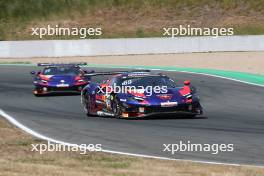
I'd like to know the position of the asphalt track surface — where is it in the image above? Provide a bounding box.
[0,65,264,165]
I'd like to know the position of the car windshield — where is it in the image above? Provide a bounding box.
[117,76,176,88]
[42,66,80,75]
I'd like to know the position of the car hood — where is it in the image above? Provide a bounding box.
[123,88,189,106]
[48,75,76,85]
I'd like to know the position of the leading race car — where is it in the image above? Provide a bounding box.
[81,70,203,118]
[30,63,92,96]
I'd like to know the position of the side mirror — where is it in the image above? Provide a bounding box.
[184,80,191,86]
[30,71,36,75]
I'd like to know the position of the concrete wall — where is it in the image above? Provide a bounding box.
[1,35,264,58]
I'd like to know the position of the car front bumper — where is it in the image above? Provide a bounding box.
[33,84,87,95]
[120,103,203,118]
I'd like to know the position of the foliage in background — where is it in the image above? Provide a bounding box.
[0,0,264,40]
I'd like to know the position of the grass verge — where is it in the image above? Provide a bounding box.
[0,117,264,176]
[0,61,31,64]
[1,0,264,40]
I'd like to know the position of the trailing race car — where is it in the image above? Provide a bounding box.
[30,63,92,96]
[81,70,203,118]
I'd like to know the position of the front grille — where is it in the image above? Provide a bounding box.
[48,86,79,92]
[145,105,189,114]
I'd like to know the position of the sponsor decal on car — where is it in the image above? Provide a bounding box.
[160,101,178,107]
[56,84,69,87]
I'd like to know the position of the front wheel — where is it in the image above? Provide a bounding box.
[112,98,123,119]
[82,93,92,116]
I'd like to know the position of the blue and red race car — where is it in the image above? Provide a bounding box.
[81,70,203,118]
[30,63,91,96]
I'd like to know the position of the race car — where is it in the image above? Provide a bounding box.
[30,63,92,96]
[81,70,203,118]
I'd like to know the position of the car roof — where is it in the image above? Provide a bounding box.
[114,72,167,79]
[43,65,80,69]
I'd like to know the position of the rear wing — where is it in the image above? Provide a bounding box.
[84,69,151,77]
[37,62,87,67]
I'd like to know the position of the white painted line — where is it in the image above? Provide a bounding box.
[0,65,263,167]
[1,109,264,168]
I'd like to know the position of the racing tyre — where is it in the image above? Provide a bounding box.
[112,97,123,119]
[82,93,92,117]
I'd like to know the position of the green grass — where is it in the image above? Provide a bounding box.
[234,25,264,35]
[1,0,264,40]
[1,0,264,20]
[0,61,32,64]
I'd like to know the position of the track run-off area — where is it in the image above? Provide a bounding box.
[0,65,264,166]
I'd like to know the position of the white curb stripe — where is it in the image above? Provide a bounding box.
[0,65,263,167]
[1,109,264,168]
